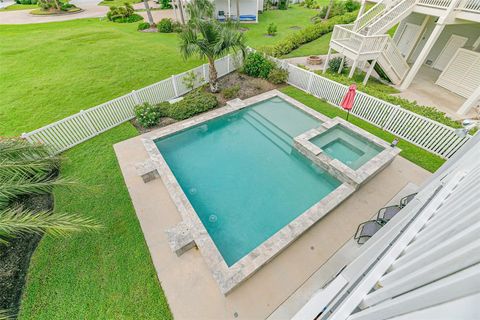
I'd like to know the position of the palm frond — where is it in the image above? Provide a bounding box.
[0,207,101,241]
[0,309,13,320]
[0,175,77,209]
[0,138,54,162]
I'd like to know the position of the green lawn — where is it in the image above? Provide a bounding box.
[283,32,332,58]
[0,3,37,11]
[242,5,320,49]
[0,19,202,137]
[99,0,142,6]
[18,123,172,319]
[280,87,445,172]
[0,12,445,319]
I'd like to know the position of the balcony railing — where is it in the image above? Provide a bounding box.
[332,25,389,55]
[456,0,480,12]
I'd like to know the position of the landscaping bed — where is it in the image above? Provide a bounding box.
[0,195,50,316]
[131,72,282,134]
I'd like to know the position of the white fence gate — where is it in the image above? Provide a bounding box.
[23,52,469,159]
[273,59,470,159]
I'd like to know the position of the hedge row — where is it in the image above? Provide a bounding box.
[262,11,358,57]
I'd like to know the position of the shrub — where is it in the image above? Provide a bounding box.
[267,23,277,36]
[344,0,360,12]
[157,18,173,33]
[167,89,218,120]
[222,85,241,99]
[60,3,74,11]
[278,0,288,9]
[270,11,358,57]
[107,4,143,23]
[182,71,204,90]
[172,21,183,33]
[137,22,151,30]
[328,57,346,73]
[268,67,289,84]
[317,1,345,20]
[304,0,320,9]
[134,103,163,128]
[243,52,274,79]
[160,0,172,8]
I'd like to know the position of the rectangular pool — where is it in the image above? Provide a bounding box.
[155,97,341,266]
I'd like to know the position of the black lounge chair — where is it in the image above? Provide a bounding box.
[354,220,383,244]
[377,205,401,224]
[217,10,226,21]
[400,193,417,208]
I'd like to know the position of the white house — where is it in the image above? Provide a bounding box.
[292,129,480,320]
[324,0,480,117]
[171,0,263,23]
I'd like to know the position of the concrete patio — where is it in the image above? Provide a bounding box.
[114,110,431,319]
[393,66,475,120]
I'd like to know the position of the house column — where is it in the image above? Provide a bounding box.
[457,85,480,116]
[399,23,445,91]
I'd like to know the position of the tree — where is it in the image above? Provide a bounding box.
[179,0,245,93]
[143,0,155,26]
[324,0,334,19]
[0,138,99,243]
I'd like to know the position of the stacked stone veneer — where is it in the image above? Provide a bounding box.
[139,90,399,295]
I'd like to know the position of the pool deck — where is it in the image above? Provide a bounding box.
[114,118,431,320]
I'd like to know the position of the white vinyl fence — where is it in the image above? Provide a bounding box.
[22,53,240,154]
[273,59,470,159]
[23,50,469,159]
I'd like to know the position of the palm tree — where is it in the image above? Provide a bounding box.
[324,0,334,19]
[0,138,99,242]
[179,20,245,93]
[142,0,155,26]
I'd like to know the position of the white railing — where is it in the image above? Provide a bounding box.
[418,0,452,8]
[379,37,410,81]
[332,25,389,54]
[456,0,480,12]
[367,0,417,35]
[354,1,387,32]
[22,53,240,154]
[271,59,470,159]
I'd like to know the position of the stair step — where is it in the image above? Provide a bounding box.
[243,111,292,155]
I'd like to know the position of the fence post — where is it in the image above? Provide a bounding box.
[171,75,179,97]
[132,90,141,105]
[382,105,401,131]
[81,110,99,136]
[203,64,208,83]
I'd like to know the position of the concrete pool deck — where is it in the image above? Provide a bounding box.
[114,122,430,319]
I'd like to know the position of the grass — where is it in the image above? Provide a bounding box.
[280,86,446,173]
[99,0,142,6]
[0,18,202,137]
[30,7,82,14]
[0,3,37,11]
[242,5,320,48]
[283,32,332,58]
[18,123,173,319]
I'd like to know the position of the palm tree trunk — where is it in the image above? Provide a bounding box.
[325,0,334,19]
[143,0,155,26]
[208,57,219,93]
[236,0,240,22]
[177,0,185,24]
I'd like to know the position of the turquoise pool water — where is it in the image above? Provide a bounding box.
[311,125,384,170]
[155,97,341,266]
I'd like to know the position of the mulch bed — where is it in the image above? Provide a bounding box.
[131,72,283,134]
[0,194,52,316]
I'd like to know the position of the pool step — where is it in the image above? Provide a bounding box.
[243,111,292,154]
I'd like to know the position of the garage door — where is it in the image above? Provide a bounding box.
[436,48,480,98]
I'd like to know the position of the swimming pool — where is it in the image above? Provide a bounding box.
[142,90,394,294]
[155,97,341,266]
